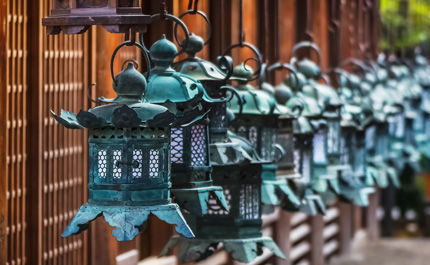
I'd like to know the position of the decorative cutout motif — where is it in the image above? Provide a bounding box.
[98,150,107,178]
[149,149,160,178]
[171,128,184,163]
[190,125,207,166]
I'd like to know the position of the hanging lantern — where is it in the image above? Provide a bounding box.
[142,15,229,217]
[279,69,328,215]
[161,38,285,263]
[228,62,300,214]
[42,0,151,34]
[289,42,342,197]
[414,50,430,165]
[51,41,200,241]
[366,64,400,187]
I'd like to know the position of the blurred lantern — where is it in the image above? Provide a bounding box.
[280,69,327,215]
[228,62,300,214]
[336,69,375,206]
[42,0,150,34]
[142,14,228,217]
[289,42,342,198]
[414,49,430,166]
[366,61,400,188]
[51,41,199,241]
[160,9,285,263]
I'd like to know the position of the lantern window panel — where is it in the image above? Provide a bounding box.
[340,135,350,165]
[131,149,143,179]
[112,149,123,179]
[425,116,430,139]
[354,146,365,177]
[190,125,208,166]
[149,149,160,179]
[277,129,295,166]
[260,128,276,161]
[171,128,184,163]
[327,120,340,154]
[239,184,260,220]
[389,113,405,138]
[207,188,231,216]
[97,150,108,178]
[313,133,327,164]
[365,125,376,150]
[302,147,312,183]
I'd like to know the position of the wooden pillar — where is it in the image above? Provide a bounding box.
[309,215,324,265]
[337,202,353,254]
[275,211,292,265]
[365,188,380,240]
[0,1,8,264]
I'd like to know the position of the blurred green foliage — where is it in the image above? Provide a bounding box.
[380,0,430,50]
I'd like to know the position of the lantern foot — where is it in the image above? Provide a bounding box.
[299,189,326,216]
[368,159,400,188]
[160,236,285,264]
[339,186,375,206]
[171,186,229,216]
[62,203,194,241]
[261,179,300,207]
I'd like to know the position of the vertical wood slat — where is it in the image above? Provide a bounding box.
[27,0,89,264]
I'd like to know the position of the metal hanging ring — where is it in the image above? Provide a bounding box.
[222,42,263,82]
[291,41,322,67]
[174,10,212,46]
[266,62,302,91]
[110,41,150,85]
[144,13,190,57]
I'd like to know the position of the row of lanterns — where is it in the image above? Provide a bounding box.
[48,7,430,264]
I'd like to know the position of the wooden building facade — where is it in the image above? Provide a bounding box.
[0,0,380,265]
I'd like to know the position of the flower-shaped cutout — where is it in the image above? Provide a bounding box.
[112,105,142,128]
[76,110,108,128]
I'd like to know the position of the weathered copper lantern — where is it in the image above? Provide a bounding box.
[228,63,300,213]
[141,16,228,217]
[52,42,198,241]
[42,0,151,34]
[414,50,430,164]
[289,42,342,197]
[161,35,285,263]
[279,70,328,215]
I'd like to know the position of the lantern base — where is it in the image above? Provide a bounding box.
[299,189,326,216]
[339,186,375,206]
[171,186,229,216]
[367,158,400,188]
[160,236,285,263]
[62,203,194,241]
[261,179,300,208]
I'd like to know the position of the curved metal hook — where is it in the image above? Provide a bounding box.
[110,41,150,85]
[220,85,243,115]
[266,62,303,91]
[340,58,373,76]
[217,55,234,81]
[222,42,263,81]
[87,83,103,106]
[174,10,212,46]
[291,41,322,67]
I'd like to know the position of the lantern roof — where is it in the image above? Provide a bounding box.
[145,36,218,106]
[52,60,207,130]
[173,34,228,81]
[228,64,291,116]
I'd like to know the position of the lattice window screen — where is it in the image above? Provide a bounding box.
[6,0,28,264]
